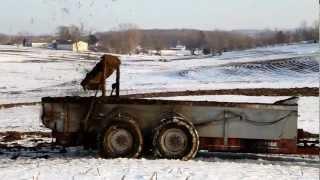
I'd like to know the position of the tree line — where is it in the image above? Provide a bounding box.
[0,21,318,54]
[96,22,318,54]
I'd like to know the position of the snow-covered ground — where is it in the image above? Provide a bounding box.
[1,107,316,180]
[0,155,318,180]
[0,43,318,103]
[0,105,48,132]
[0,43,319,180]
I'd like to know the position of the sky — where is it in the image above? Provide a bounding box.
[0,0,318,35]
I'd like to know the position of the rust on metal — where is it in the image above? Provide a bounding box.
[199,137,302,154]
[42,96,297,110]
[81,54,121,91]
[199,137,241,152]
[63,103,70,132]
[199,137,319,155]
[296,146,320,155]
[52,132,79,146]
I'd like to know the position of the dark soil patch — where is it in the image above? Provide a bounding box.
[124,87,319,98]
[0,131,51,141]
[1,132,22,142]
[0,102,40,109]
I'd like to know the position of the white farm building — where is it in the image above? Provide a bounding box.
[52,40,88,52]
[160,45,191,56]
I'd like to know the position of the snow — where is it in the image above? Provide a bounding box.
[118,49,319,94]
[0,105,49,132]
[0,156,318,180]
[0,43,318,103]
[0,43,319,180]
[298,97,320,135]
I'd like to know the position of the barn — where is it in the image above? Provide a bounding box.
[52,40,88,52]
[72,41,88,52]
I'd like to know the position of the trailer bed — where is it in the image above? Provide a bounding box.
[42,96,299,155]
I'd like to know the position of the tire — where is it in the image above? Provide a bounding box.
[101,119,143,158]
[153,116,199,160]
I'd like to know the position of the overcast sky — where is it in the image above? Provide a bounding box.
[0,0,318,35]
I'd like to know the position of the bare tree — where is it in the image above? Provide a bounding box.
[117,23,141,54]
[99,23,141,54]
[96,19,317,53]
[56,25,82,42]
[275,31,288,44]
[0,34,9,44]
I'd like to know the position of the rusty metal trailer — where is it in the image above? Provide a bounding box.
[41,55,318,160]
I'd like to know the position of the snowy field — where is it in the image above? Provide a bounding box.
[0,155,319,180]
[0,43,318,103]
[0,43,319,179]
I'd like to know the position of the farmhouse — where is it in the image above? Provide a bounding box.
[160,44,191,56]
[73,41,89,52]
[52,40,72,50]
[52,40,88,52]
[31,42,48,48]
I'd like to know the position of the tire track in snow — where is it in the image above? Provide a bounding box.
[179,56,319,83]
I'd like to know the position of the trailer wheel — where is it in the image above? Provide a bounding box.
[101,119,143,158]
[153,117,199,160]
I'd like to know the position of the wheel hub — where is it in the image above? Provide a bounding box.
[106,128,133,154]
[160,128,188,155]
